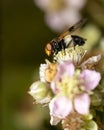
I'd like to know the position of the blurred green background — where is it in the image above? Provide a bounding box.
[2,0,104,130]
[2,0,56,130]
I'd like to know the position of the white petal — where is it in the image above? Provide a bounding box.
[45,13,66,32]
[80,69,101,91]
[34,0,50,11]
[58,61,75,77]
[74,93,90,114]
[39,64,48,82]
[49,96,72,119]
[65,0,86,10]
[50,116,61,125]
[80,55,101,69]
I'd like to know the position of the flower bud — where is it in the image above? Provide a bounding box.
[28,81,53,104]
[85,121,98,130]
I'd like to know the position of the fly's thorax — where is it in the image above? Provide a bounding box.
[63,35,72,47]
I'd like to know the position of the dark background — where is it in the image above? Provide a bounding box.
[2,0,55,130]
[2,0,104,130]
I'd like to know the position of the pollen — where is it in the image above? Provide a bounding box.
[56,72,82,99]
[45,63,58,82]
[54,46,87,65]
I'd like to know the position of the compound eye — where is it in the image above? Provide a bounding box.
[46,43,52,51]
[45,43,52,56]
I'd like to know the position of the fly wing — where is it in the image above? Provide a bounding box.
[59,19,86,40]
[68,19,86,32]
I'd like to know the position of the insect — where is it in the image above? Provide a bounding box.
[45,19,87,56]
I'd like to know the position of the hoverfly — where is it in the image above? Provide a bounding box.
[45,19,87,56]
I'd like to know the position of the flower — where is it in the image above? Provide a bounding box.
[51,61,101,94]
[28,16,103,128]
[45,8,81,32]
[51,61,75,94]
[54,45,101,71]
[49,94,90,125]
[49,61,101,125]
[54,45,87,65]
[34,0,87,32]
